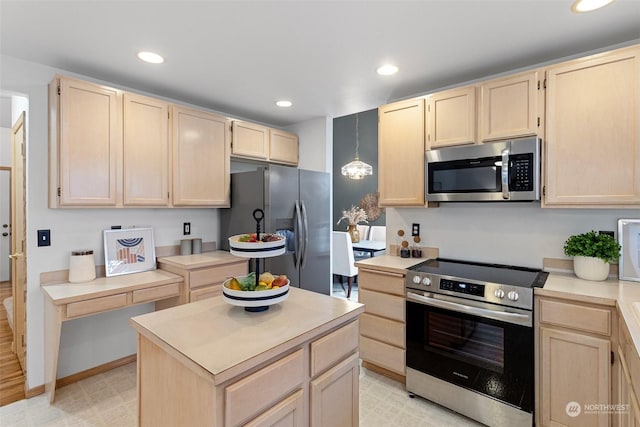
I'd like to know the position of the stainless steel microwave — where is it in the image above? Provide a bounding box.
[426,136,541,202]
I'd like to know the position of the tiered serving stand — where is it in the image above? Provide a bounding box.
[223,209,290,312]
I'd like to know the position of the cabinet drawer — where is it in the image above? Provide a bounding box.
[225,348,304,426]
[539,298,611,336]
[359,269,405,295]
[360,336,405,375]
[189,285,222,302]
[189,262,247,289]
[359,289,405,322]
[66,293,127,318]
[132,283,180,304]
[360,312,405,349]
[310,320,358,377]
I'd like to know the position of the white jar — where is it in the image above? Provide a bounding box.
[69,250,96,283]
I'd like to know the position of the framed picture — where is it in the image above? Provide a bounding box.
[103,228,156,277]
[618,219,640,282]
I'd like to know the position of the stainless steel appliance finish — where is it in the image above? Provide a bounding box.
[426,136,541,202]
[405,258,547,427]
[220,166,330,295]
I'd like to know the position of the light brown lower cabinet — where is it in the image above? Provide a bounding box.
[137,318,360,426]
[536,295,617,427]
[617,315,640,427]
[357,267,406,380]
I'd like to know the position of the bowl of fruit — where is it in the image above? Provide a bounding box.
[228,233,286,258]
[222,272,290,311]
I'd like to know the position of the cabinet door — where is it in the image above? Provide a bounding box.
[540,326,610,427]
[231,120,269,159]
[270,129,299,165]
[480,71,539,141]
[245,389,305,427]
[427,85,476,148]
[123,93,169,206]
[310,353,359,427]
[172,106,230,206]
[378,98,425,206]
[545,47,640,206]
[57,77,121,206]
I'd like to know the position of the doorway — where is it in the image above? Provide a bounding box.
[0,110,26,406]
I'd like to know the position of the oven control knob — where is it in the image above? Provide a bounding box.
[422,277,431,286]
[507,291,519,301]
[494,289,505,299]
[412,275,422,284]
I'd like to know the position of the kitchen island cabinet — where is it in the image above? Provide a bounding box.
[130,287,364,427]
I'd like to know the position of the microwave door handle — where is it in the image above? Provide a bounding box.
[406,291,532,326]
[501,148,510,199]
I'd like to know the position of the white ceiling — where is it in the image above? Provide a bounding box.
[1,1,639,127]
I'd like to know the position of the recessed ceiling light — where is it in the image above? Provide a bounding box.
[571,0,615,13]
[376,64,399,76]
[275,100,293,108]
[137,51,165,64]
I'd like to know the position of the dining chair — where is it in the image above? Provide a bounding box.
[369,225,386,242]
[332,231,358,299]
[356,225,370,241]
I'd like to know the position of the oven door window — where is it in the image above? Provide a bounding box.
[428,157,501,194]
[406,301,533,412]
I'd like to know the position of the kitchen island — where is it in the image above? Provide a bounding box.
[129,287,364,426]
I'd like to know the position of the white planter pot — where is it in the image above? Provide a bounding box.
[573,256,610,281]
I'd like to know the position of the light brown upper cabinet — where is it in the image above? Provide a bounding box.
[49,76,122,207]
[479,70,541,142]
[231,120,269,160]
[123,93,170,207]
[426,85,476,149]
[172,106,230,207]
[231,120,299,166]
[269,129,299,165]
[544,45,640,207]
[50,75,231,208]
[378,98,426,206]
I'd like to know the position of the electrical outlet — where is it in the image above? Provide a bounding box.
[37,229,51,247]
[183,222,191,235]
[412,223,420,236]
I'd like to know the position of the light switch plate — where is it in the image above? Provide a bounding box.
[37,229,51,247]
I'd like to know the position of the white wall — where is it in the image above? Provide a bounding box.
[0,55,227,388]
[0,127,10,167]
[388,204,638,269]
[286,116,332,173]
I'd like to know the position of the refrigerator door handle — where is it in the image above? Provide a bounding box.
[294,200,302,269]
[300,200,309,268]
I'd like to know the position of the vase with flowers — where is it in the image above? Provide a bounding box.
[337,205,368,243]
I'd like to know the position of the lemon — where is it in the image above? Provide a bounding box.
[259,272,275,285]
[228,278,242,290]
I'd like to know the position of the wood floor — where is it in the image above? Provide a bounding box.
[0,281,25,407]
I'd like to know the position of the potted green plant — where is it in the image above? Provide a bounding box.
[563,230,621,281]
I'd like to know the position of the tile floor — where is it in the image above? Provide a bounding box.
[0,282,482,426]
[0,362,481,427]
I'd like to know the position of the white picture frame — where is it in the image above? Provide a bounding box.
[618,219,640,282]
[103,228,156,277]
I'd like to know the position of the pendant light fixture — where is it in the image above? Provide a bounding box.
[341,113,373,180]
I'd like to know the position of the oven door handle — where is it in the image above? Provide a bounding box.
[406,291,532,327]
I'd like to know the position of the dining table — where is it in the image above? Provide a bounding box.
[352,240,386,257]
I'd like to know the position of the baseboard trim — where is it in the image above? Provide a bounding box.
[55,354,137,389]
[25,384,45,398]
[362,361,406,384]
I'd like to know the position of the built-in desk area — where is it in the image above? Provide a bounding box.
[41,269,183,403]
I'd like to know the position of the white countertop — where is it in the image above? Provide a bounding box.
[537,273,640,356]
[157,250,246,269]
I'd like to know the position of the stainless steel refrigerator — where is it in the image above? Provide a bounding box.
[220,165,331,295]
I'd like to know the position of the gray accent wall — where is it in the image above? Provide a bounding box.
[332,108,385,231]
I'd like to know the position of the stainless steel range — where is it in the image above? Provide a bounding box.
[405,258,548,427]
